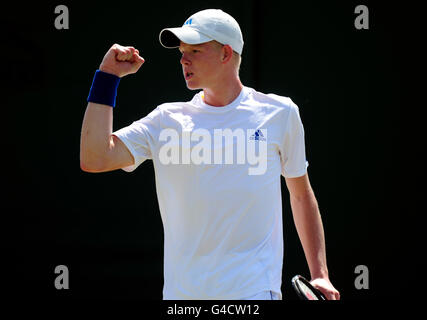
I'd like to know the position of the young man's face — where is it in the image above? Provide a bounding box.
[179,41,223,90]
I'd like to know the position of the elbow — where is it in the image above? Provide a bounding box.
[80,152,107,173]
[80,160,107,173]
[80,158,98,173]
[80,160,97,173]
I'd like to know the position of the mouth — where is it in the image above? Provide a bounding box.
[184,71,194,80]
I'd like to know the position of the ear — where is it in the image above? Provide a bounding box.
[221,45,234,64]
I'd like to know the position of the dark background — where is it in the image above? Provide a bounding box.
[1,0,410,305]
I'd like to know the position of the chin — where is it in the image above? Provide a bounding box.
[186,82,201,91]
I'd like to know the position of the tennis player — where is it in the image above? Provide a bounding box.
[80,9,340,300]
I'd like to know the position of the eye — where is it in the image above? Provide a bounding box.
[192,49,200,53]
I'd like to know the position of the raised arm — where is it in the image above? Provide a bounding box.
[285,173,340,300]
[80,44,145,173]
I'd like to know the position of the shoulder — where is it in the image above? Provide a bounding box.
[245,87,299,113]
[155,92,201,114]
[156,101,190,113]
[140,100,194,122]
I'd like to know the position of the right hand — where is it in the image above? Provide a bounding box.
[99,43,145,78]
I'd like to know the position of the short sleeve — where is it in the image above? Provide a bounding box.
[280,102,308,178]
[112,107,160,172]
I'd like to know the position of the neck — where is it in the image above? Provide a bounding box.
[202,77,243,107]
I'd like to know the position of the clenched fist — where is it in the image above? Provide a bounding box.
[99,44,145,78]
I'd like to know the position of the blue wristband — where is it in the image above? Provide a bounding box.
[87,70,121,107]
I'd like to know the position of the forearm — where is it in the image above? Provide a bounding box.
[80,102,114,171]
[80,45,144,173]
[290,192,329,279]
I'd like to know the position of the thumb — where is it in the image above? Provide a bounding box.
[132,52,145,69]
[133,51,145,64]
[123,52,145,75]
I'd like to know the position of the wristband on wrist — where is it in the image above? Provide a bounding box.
[87,70,121,107]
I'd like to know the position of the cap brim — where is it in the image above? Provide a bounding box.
[159,27,212,49]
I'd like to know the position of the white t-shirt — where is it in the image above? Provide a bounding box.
[113,86,308,299]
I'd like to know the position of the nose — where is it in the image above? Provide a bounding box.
[180,52,191,66]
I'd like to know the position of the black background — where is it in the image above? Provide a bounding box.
[1,0,412,308]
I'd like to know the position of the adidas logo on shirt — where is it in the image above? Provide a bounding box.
[249,129,266,141]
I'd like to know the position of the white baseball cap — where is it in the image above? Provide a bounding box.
[159,9,244,55]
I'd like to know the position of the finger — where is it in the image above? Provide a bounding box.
[126,47,138,61]
[127,46,136,56]
[335,291,341,300]
[327,289,340,300]
[116,47,133,61]
[116,50,127,61]
[132,51,145,63]
[319,288,334,300]
[328,292,337,300]
[132,54,145,72]
[314,285,335,300]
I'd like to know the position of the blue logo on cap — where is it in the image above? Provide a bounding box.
[184,18,193,25]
